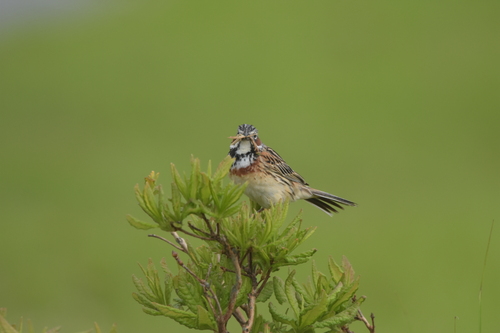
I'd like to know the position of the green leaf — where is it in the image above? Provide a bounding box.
[257,280,274,303]
[212,155,234,183]
[132,291,155,309]
[189,156,200,200]
[199,173,212,204]
[170,182,182,216]
[328,257,344,285]
[330,278,360,311]
[311,260,319,291]
[142,307,162,316]
[175,273,202,313]
[143,183,161,222]
[126,214,158,230]
[285,270,300,319]
[0,311,18,333]
[300,291,328,328]
[273,276,287,305]
[170,163,189,199]
[313,296,365,329]
[326,281,343,310]
[131,274,152,300]
[291,275,311,305]
[151,303,199,329]
[196,305,216,330]
[342,256,355,285]
[268,302,295,326]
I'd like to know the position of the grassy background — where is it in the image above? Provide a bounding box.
[1,1,499,332]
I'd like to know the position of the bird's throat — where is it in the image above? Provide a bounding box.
[230,140,258,170]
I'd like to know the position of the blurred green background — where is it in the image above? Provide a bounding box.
[1,1,499,332]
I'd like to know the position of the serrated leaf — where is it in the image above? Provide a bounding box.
[291,275,311,304]
[170,163,189,199]
[176,278,201,313]
[268,302,295,326]
[311,260,319,290]
[257,281,274,303]
[151,303,199,329]
[134,184,146,210]
[328,257,344,285]
[126,215,158,230]
[326,281,343,311]
[143,183,161,221]
[170,182,182,215]
[273,277,287,305]
[342,256,355,285]
[132,292,155,309]
[142,307,162,316]
[313,296,365,329]
[300,291,328,328]
[285,270,300,319]
[316,274,329,296]
[330,278,360,311]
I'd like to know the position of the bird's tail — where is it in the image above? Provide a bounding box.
[305,189,356,216]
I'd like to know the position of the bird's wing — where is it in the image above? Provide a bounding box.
[259,146,309,186]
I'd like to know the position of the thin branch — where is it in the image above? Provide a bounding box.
[242,289,257,333]
[232,308,246,326]
[201,213,214,234]
[148,234,185,253]
[176,226,215,241]
[171,232,189,253]
[220,266,252,278]
[188,222,212,238]
[171,251,223,318]
[356,309,376,333]
[222,238,243,323]
[172,251,205,285]
[256,268,272,296]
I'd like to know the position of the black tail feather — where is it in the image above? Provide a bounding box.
[305,189,356,216]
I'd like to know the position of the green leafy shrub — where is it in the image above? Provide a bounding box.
[128,156,374,333]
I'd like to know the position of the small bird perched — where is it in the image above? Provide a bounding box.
[228,124,356,216]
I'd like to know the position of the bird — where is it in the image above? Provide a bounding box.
[228,124,356,216]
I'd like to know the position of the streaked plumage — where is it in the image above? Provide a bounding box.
[228,124,356,216]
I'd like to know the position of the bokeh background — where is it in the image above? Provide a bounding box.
[1,1,499,332]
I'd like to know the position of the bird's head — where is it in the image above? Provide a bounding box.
[228,124,263,157]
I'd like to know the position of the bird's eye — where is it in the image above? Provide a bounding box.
[253,135,258,140]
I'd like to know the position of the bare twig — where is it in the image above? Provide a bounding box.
[201,213,214,234]
[148,234,185,253]
[220,266,252,278]
[232,308,246,326]
[171,232,189,253]
[242,289,257,333]
[222,240,243,324]
[356,309,376,333]
[188,222,212,238]
[176,226,214,241]
[256,268,272,295]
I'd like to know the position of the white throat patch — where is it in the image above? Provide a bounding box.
[235,140,252,155]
